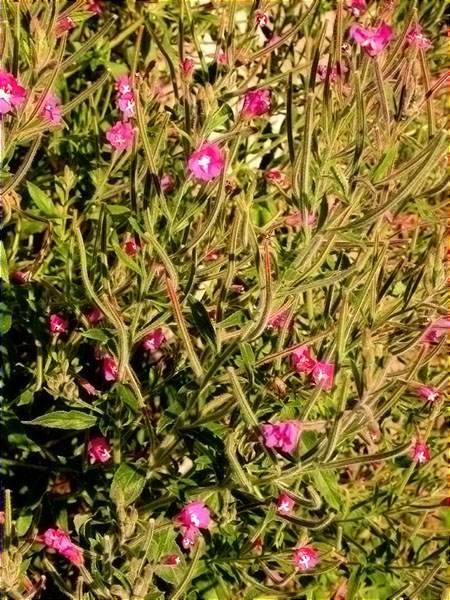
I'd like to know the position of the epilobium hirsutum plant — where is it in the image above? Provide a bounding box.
[0,0,447,598]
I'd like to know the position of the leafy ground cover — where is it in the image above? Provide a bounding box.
[0,1,447,598]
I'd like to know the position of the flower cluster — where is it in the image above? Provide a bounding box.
[42,529,83,564]
[106,74,136,150]
[291,346,335,391]
[175,500,211,549]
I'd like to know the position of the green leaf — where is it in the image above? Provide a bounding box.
[81,328,110,342]
[25,410,96,429]
[15,513,33,537]
[112,240,142,276]
[116,383,139,413]
[0,310,12,334]
[110,464,146,507]
[107,205,130,216]
[190,301,216,347]
[0,243,9,281]
[26,182,58,217]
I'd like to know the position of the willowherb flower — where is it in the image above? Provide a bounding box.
[276,494,295,516]
[86,307,104,324]
[106,121,134,150]
[312,360,335,391]
[180,526,200,549]
[410,440,430,464]
[416,385,440,402]
[160,173,175,193]
[79,379,97,396]
[188,142,225,182]
[123,237,139,256]
[102,355,118,382]
[142,328,166,353]
[176,501,211,529]
[43,528,83,565]
[204,248,220,262]
[56,16,75,36]
[88,436,111,463]
[292,545,318,571]
[49,313,69,335]
[406,24,431,50]
[421,317,450,345]
[241,88,271,118]
[267,309,289,330]
[265,167,289,188]
[181,56,195,77]
[0,71,26,115]
[115,75,132,96]
[10,269,31,284]
[291,345,316,374]
[255,10,269,28]
[317,61,348,83]
[116,94,135,120]
[163,554,181,565]
[349,21,393,57]
[261,421,301,454]
[39,93,62,125]
[346,0,367,18]
[86,0,103,13]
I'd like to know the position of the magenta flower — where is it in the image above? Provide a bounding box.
[39,93,62,125]
[276,494,295,516]
[349,21,393,57]
[410,440,430,464]
[102,355,118,382]
[86,0,103,13]
[115,75,132,96]
[291,345,316,374]
[117,94,135,120]
[142,328,166,352]
[261,421,301,454]
[267,309,289,330]
[42,528,83,565]
[217,49,228,65]
[49,313,69,335]
[292,545,318,571]
[176,500,211,529]
[180,526,200,549]
[346,0,367,18]
[87,436,111,464]
[406,24,431,50]
[188,142,225,182]
[160,173,175,193]
[86,307,104,324]
[311,360,335,391]
[416,385,440,403]
[106,121,134,151]
[10,270,30,284]
[0,71,26,115]
[56,16,75,36]
[317,61,348,83]
[265,167,283,184]
[181,56,195,77]
[123,237,139,255]
[204,248,220,262]
[163,554,181,565]
[241,88,271,119]
[255,10,269,28]
[421,318,450,345]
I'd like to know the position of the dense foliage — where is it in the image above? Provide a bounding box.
[0,1,447,598]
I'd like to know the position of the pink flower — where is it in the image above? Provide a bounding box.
[230,282,246,294]
[276,494,295,516]
[349,21,393,57]
[261,421,301,454]
[42,528,83,565]
[49,313,69,335]
[265,168,289,188]
[106,121,134,151]
[56,16,75,36]
[142,328,166,352]
[416,385,440,403]
[39,93,62,125]
[180,526,200,549]
[291,346,316,374]
[267,310,289,330]
[102,355,118,382]
[204,248,220,262]
[255,10,269,28]
[284,211,302,227]
[87,436,111,463]
[79,379,97,396]
[241,88,271,118]
[217,49,228,65]
[10,270,30,284]
[266,34,282,49]
[410,440,430,464]
[311,361,335,391]
[0,71,26,114]
[160,173,175,193]
[181,57,195,77]
[163,554,181,565]
[188,142,225,182]
[317,61,348,83]
[117,94,135,120]
[86,307,104,324]
[86,0,103,13]
[176,501,211,529]
[115,75,132,96]
[406,24,431,50]
[292,545,318,571]
[421,318,450,345]
[346,0,367,18]
[123,238,139,255]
